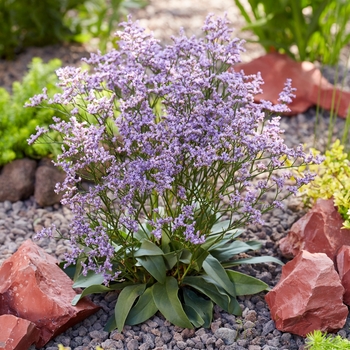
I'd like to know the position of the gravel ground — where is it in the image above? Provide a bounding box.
[1,0,350,349]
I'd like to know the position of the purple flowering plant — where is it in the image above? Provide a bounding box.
[27,14,319,331]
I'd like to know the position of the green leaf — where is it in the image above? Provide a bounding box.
[71,285,113,306]
[191,247,209,271]
[202,254,235,297]
[183,304,204,328]
[134,239,164,257]
[136,255,167,283]
[182,276,232,313]
[125,286,158,325]
[229,256,284,266]
[226,270,268,296]
[115,284,146,331]
[152,276,193,329]
[72,270,105,288]
[210,240,262,262]
[182,287,213,328]
[105,314,117,332]
[179,249,192,264]
[163,251,178,270]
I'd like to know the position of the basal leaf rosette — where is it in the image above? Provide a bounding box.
[29,14,320,331]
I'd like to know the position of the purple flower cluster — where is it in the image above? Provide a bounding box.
[29,14,320,281]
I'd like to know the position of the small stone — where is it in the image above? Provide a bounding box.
[214,328,237,345]
[34,160,66,207]
[0,314,40,349]
[266,250,348,336]
[279,199,350,262]
[0,239,100,347]
[336,245,350,305]
[0,159,37,202]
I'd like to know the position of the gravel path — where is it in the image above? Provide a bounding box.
[1,0,350,349]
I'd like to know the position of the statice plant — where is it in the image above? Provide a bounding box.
[28,14,319,331]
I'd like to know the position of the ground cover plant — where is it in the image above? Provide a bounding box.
[234,0,350,64]
[297,139,350,228]
[28,14,320,331]
[305,330,350,349]
[0,57,64,166]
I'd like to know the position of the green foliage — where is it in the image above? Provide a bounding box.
[0,0,146,59]
[305,330,350,349]
[298,140,350,228]
[71,224,276,331]
[0,57,63,166]
[234,0,350,64]
[68,0,147,53]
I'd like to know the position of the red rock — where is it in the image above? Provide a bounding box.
[265,250,348,336]
[0,240,100,348]
[0,158,37,202]
[279,198,350,262]
[34,158,65,207]
[336,245,350,306]
[0,314,40,350]
[233,53,350,118]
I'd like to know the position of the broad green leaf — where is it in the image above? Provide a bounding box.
[191,247,209,271]
[72,270,105,288]
[226,270,268,296]
[152,276,193,329]
[179,249,192,264]
[163,251,178,270]
[183,287,213,328]
[134,239,164,257]
[183,304,204,328]
[104,314,117,332]
[210,240,262,262]
[210,220,231,234]
[115,284,146,331]
[228,256,284,266]
[71,285,113,306]
[202,254,235,297]
[199,274,241,315]
[137,255,166,283]
[125,286,158,325]
[182,276,231,313]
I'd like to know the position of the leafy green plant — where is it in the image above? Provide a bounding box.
[305,330,350,349]
[0,57,63,166]
[30,15,319,331]
[297,140,350,228]
[0,0,146,59]
[234,0,350,64]
[66,0,147,53]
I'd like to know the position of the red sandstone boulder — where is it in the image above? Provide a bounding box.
[34,158,65,207]
[0,314,40,350]
[0,158,37,202]
[279,198,350,262]
[233,52,350,118]
[336,245,350,306]
[265,250,348,336]
[0,239,100,348]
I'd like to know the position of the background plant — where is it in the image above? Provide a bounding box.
[0,57,65,166]
[0,0,145,59]
[297,140,350,228]
[306,330,350,349]
[234,0,350,64]
[29,15,319,331]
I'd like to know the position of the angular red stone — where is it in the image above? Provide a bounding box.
[233,52,350,118]
[279,198,350,262]
[265,250,348,336]
[0,314,40,350]
[0,239,100,347]
[336,245,350,306]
